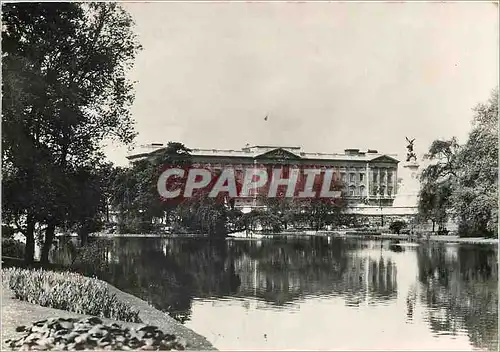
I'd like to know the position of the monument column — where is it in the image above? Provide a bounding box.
[392,138,420,214]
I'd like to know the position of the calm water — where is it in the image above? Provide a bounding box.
[53,236,498,351]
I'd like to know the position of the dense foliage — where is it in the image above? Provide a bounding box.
[418,88,498,238]
[2,238,26,258]
[389,220,406,235]
[2,268,141,322]
[2,2,141,263]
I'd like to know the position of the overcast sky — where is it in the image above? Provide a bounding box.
[103,1,498,166]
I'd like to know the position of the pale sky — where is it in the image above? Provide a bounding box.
[103,1,499,166]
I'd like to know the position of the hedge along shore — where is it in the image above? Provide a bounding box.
[320,232,499,245]
[1,278,216,351]
[90,232,498,245]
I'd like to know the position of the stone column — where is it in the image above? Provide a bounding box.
[253,160,257,207]
[393,167,398,196]
[366,164,370,200]
[384,168,388,196]
[377,168,381,197]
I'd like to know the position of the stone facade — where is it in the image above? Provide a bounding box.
[127,144,401,212]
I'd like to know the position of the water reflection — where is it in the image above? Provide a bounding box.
[417,244,498,351]
[52,237,497,350]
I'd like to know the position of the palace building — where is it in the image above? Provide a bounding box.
[127,144,403,214]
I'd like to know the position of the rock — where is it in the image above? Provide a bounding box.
[163,333,176,342]
[73,333,89,344]
[138,325,159,333]
[64,331,80,343]
[33,320,48,327]
[88,325,106,338]
[58,321,75,330]
[80,317,102,326]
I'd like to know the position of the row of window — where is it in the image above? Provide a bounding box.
[347,185,394,197]
[197,165,394,184]
[232,184,394,201]
[373,173,393,184]
[338,172,393,184]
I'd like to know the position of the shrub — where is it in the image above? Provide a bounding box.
[389,220,407,235]
[2,268,141,323]
[2,224,16,239]
[2,238,25,258]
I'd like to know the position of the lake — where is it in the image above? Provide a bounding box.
[53,236,498,351]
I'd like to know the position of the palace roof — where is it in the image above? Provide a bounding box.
[127,144,399,163]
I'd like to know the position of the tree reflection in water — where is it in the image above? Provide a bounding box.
[52,237,498,350]
[416,244,498,351]
[53,237,400,319]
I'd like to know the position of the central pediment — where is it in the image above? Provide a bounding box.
[369,155,400,164]
[255,148,302,160]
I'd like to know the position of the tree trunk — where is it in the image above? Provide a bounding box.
[79,226,89,247]
[24,214,36,264]
[41,221,56,265]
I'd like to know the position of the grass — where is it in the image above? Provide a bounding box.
[2,267,142,323]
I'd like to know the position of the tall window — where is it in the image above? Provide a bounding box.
[350,173,355,183]
[373,173,378,183]
[349,185,356,196]
[360,185,366,197]
[360,173,364,182]
[341,173,346,182]
[387,172,392,184]
[388,187,393,196]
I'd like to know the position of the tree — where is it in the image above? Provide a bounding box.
[389,220,406,235]
[453,88,498,237]
[419,88,498,238]
[257,194,302,231]
[2,3,141,263]
[111,142,192,234]
[418,138,459,232]
[67,162,116,246]
[418,179,453,232]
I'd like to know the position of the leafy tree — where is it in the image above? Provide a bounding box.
[419,88,498,238]
[111,142,192,234]
[67,162,116,245]
[389,220,406,235]
[2,2,141,263]
[418,138,459,232]
[256,194,302,231]
[453,88,498,237]
[418,179,453,232]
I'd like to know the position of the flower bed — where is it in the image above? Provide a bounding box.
[2,268,141,323]
[5,317,186,351]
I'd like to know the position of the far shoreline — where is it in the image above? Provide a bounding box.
[86,231,498,245]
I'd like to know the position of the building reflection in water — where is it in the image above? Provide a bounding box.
[53,236,399,312]
[51,236,497,351]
